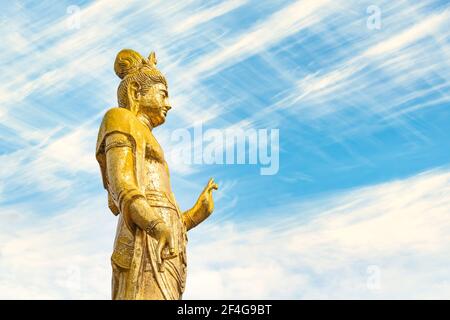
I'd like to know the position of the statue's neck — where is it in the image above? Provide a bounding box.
[137,113,154,131]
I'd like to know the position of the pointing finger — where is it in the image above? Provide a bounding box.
[208,182,218,193]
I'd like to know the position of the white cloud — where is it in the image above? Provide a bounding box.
[39,126,98,174]
[0,124,99,197]
[0,196,115,299]
[172,0,248,33]
[1,0,449,300]
[363,9,450,57]
[244,5,449,152]
[1,167,449,299]
[184,168,450,299]
[285,7,450,109]
[189,0,332,77]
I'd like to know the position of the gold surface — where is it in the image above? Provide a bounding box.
[95,49,218,300]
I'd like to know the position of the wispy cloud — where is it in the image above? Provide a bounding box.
[188,0,332,78]
[1,0,449,300]
[282,7,450,118]
[0,196,114,299]
[1,167,446,299]
[185,168,450,299]
[172,0,248,34]
[0,124,98,200]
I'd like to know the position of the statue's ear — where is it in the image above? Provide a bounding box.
[126,81,141,113]
[128,81,140,100]
[148,51,157,67]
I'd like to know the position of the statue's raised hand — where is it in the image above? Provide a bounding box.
[198,178,219,215]
[182,178,219,231]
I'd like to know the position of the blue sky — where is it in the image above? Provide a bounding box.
[0,0,449,299]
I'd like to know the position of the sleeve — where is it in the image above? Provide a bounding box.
[105,133,147,231]
[95,108,143,224]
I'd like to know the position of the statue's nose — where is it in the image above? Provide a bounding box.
[166,105,172,110]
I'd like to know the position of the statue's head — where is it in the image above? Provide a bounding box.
[114,49,171,127]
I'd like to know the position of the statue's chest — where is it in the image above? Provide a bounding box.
[141,132,170,191]
[144,132,165,163]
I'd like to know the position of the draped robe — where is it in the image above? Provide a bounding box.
[96,107,187,300]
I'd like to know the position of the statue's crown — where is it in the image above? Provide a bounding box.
[114,49,159,80]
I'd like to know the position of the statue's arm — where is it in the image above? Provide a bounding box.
[105,132,164,233]
[106,133,177,269]
[183,205,208,231]
[183,178,218,231]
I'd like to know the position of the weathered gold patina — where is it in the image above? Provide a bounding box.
[96,49,218,300]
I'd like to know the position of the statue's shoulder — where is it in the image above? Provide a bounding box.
[96,107,142,153]
[98,107,142,136]
[102,107,137,127]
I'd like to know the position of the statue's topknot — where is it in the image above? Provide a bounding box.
[114,49,158,79]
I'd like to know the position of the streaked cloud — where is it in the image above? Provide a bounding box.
[1,168,448,299]
[185,168,450,299]
[0,0,449,299]
[189,0,332,78]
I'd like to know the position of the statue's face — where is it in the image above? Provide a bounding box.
[138,82,171,127]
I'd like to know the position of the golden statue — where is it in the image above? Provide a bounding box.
[95,49,218,300]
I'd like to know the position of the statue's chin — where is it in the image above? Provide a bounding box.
[152,116,165,127]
